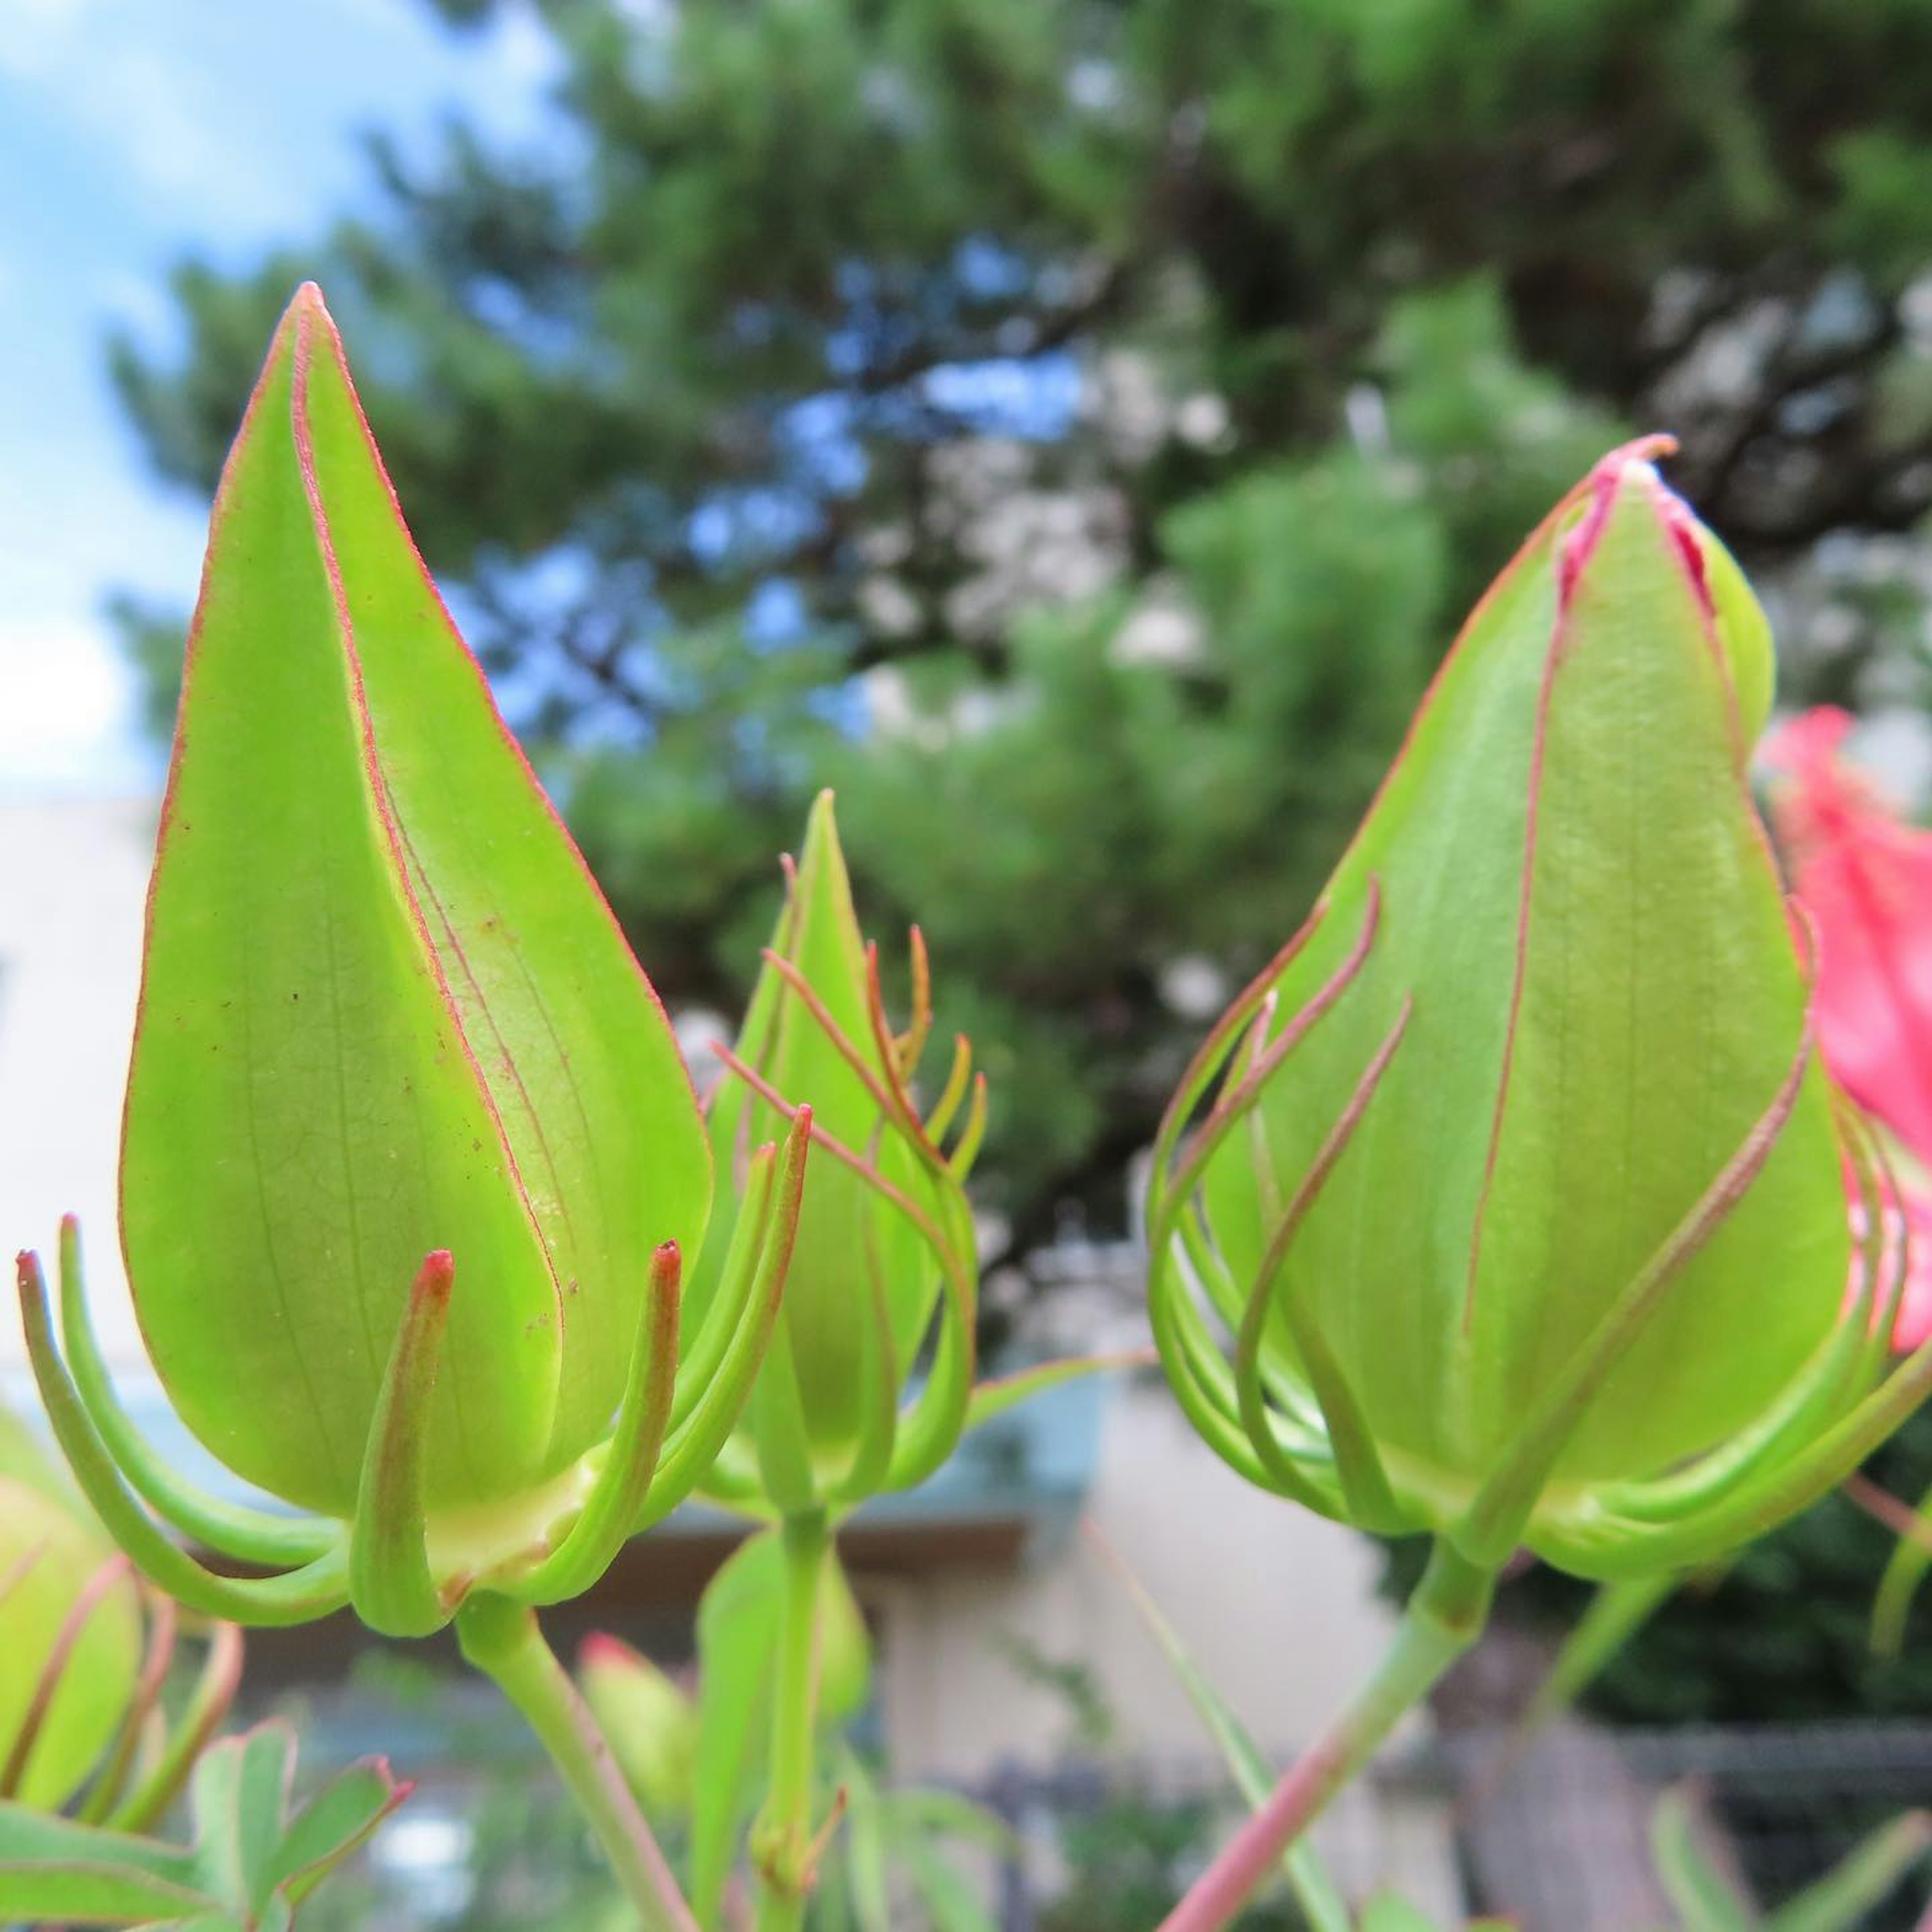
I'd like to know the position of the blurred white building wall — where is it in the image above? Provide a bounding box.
[874,1378,1404,1774]
[0,793,153,1369]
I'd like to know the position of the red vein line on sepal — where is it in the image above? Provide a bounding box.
[1461,548,1572,1345]
[295,289,706,1135]
[0,1552,131,1800]
[1234,1001,1411,1528]
[1318,437,1673,905]
[1458,960,1818,1565]
[286,298,566,1452]
[1164,882,1383,1217]
[115,295,305,1291]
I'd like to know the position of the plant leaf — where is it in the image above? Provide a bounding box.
[1764,1808,1932,1932]
[1650,1784,1755,1932]
[688,1531,869,1919]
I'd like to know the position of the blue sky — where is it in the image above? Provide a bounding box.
[0,0,562,791]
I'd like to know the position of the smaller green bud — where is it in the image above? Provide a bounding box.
[0,1421,141,1812]
[1150,442,1931,1578]
[579,1635,699,1820]
[703,793,985,1515]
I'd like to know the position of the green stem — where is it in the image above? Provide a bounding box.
[753,1508,831,1932]
[1159,1539,1496,1932]
[456,1593,697,1932]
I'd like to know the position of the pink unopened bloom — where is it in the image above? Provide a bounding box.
[1766,707,1932,1349]
[1766,707,1932,1155]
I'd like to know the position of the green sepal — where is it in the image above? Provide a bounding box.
[517,1242,683,1606]
[349,1253,455,1638]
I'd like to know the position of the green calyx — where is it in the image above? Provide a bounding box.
[704,792,985,1516]
[1150,441,1900,1575]
[16,286,812,1638]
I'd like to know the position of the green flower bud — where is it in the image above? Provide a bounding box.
[1150,442,1928,1578]
[579,1635,699,1820]
[16,289,807,1636]
[704,793,984,1514]
[0,1432,140,1812]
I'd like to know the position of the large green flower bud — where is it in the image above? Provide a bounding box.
[702,793,984,1515]
[1150,442,1929,1578]
[17,289,807,1636]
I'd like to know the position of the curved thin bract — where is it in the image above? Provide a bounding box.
[18,1252,351,1628]
[350,1253,457,1637]
[1547,1317,1932,1579]
[637,1112,811,1534]
[56,1221,335,1567]
[519,1243,683,1606]
[1235,1004,1412,1535]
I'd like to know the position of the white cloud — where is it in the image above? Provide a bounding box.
[0,614,150,793]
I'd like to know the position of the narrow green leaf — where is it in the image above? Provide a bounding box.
[1764,1809,1932,1932]
[0,1857,216,1923]
[1358,1895,1453,1932]
[0,1802,202,1890]
[1088,1525,1351,1932]
[688,1532,869,1919]
[1650,1784,1755,1932]
[270,1759,410,1907]
[963,1352,1151,1434]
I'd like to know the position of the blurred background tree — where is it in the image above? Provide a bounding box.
[111,0,1932,1281]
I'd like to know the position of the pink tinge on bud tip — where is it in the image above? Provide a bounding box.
[1558,438,1707,619]
[578,1631,637,1672]
[414,1250,456,1300]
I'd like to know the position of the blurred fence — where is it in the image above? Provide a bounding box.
[287,1688,1932,1929]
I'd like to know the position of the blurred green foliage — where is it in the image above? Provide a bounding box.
[108,0,1932,1267]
